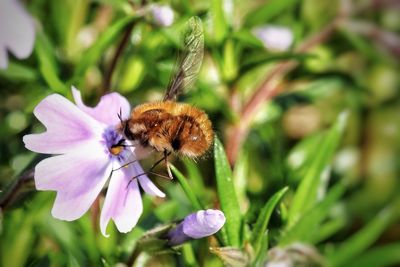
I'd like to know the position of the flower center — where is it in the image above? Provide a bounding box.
[102,127,130,162]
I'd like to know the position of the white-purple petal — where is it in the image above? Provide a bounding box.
[134,163,165,198]
[182,209,226,239]
[71,86,131,125]
[0,0,35,69]
[34,142,112,221]
[252,25,293,52]
[149,4,174,27]
[167,210,226,246]
[100,166,143,237]
[23,94,104,154]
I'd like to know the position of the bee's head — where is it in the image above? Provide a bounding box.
[125,121,149,144]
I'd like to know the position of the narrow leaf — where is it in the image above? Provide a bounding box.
[280,183,345,245]
[329,200,400,267]
[73,16,138,82]
[288,112,348,225]
[345,243,400,267]
[214,137,242,247]
[170,164,203,211]
[251,186,289,254]
[244,0,299,27]
[0,62,37,81]
[35,32,68,94]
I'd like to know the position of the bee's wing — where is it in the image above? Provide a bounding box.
[163,16,204,101]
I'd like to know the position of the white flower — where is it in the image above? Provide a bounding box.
[0,0,35,69]
[252,25,293,52]
[149,4,174,27]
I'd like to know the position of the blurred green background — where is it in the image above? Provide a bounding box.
[0,0,399,266]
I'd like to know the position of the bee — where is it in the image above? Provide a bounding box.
[122,17,213,178]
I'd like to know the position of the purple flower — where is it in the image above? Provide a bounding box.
[0,0,35,69]
[149,4,174,27]
[168,209,226,246]
[252,25,293,52]
[23,87,165,237]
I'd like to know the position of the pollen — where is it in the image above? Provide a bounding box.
[110,145,124,155]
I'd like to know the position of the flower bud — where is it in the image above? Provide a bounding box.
[168,209,226,246]
[252,25,293,52]
[149,4,174,27]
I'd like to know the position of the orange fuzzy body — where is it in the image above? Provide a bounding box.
[125,101,213,158]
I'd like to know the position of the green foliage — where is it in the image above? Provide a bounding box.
[288,112,348,225]
[1,0,399,266]
[214,137,242,247]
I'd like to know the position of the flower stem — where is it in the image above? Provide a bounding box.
[101,21,136,93]
[0,169,34,210]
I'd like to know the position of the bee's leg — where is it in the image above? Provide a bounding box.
[112,159,139,172]
[126,151,173,189]
[164,150,173,180]
[126,171,171,189]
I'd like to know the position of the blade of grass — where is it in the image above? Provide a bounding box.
[288,112,348,225]
[35,32,68,94]
[345,243,400,267]
[183,159,206,199]
[280,183,345,245]
[251,186,289,254]
[170,164,203,211]
[182,244,199,267]
[72,15,138,84]
[214,137,242,247]
[0,62,37,81]
[244,0,299,27]
[328,199,400,267]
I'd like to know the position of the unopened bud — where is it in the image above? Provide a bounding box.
[168,209,226,246]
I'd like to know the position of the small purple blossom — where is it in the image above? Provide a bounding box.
[252,25,293,52]
[23,86,165,237]
[0,0,35,69]
[168,209,226,246]
[149,4,174,27]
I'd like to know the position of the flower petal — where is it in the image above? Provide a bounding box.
[34,142,111,221]
[0,47,8,69]
[0,0,35,69]
[72,86,131,125]
[182,209,226,238]
[135,163,165,197]
[23,94,104,154]
[100,166,143,237]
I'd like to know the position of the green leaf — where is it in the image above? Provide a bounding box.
[251,187,289,254]
[280,183,345,245]
[183,158,207,199]
[0,62,37,81]
[244,0,300,27]
[214,137,242,247]
[210,0,229,43]
[182,244,199,267]
[170,165,203,211]
[345,243,400,267]
[328,200,400,267]
[73,15,138,83]
[35,32,68,94]
[288,112,348,225]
